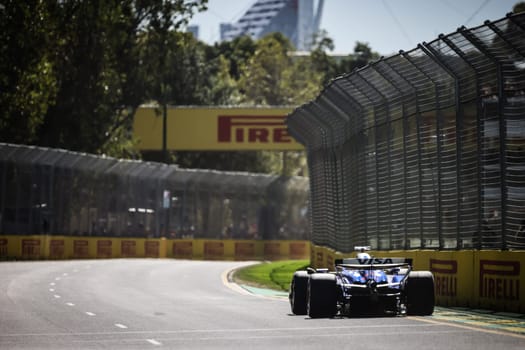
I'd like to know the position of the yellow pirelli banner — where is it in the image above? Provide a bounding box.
[167,239,310,260]
[0,236,169,259]
[133,106,304,151]
[0,235,310,261]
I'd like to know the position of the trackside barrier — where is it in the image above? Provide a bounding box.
[311,244,525,313]
[287,13,525,253]
[0,235,310,261]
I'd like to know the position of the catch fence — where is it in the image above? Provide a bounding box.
[0,143,309,241]
[287,13,525,252]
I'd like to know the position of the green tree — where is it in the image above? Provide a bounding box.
[0,0,207,158]
[514,2,525,13]
[235,33,323,175]
[0,1,57,144]
[209,35,257,81]
[238,32,323,106]
[170,33,315,175]
[37,1,142,153]
[309,30,339,86]
[239,33,294,105]
[0,0,378,174]
[335,41,380,76]
[138,21,245,164]
[204,54,242,106]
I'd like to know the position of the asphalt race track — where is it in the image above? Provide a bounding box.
[1,259,524,349]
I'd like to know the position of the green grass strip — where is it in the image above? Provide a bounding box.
[234,260,309,291]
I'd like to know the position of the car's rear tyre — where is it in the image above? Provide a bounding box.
[404,271,435,316]
[307,273,337,318]
[289,271,309,315]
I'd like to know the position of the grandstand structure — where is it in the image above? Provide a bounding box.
[220,0,324,51]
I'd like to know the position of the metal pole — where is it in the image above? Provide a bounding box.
[162,103,168,164]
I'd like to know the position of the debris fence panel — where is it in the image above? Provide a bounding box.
[0,144,309,241]
[287,13,525,252]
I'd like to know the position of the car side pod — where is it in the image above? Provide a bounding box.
[307,273,338,318]
[403,271,435,316]
[289,270,309,315]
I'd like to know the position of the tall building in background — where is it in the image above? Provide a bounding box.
[220,0,324,51]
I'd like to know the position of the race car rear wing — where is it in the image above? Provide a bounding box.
[336,263,410,270]
[334,257,412,267]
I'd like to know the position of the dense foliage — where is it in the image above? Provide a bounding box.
[0,0,381,174]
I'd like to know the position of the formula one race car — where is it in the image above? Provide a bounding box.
[289,247,435,318]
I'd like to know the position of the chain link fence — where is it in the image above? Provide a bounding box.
[288,13,525,252]
[0,143,309,240]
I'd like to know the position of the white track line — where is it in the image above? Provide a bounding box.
[146,339,162,346]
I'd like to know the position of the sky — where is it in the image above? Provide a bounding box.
[187,0,521,56]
